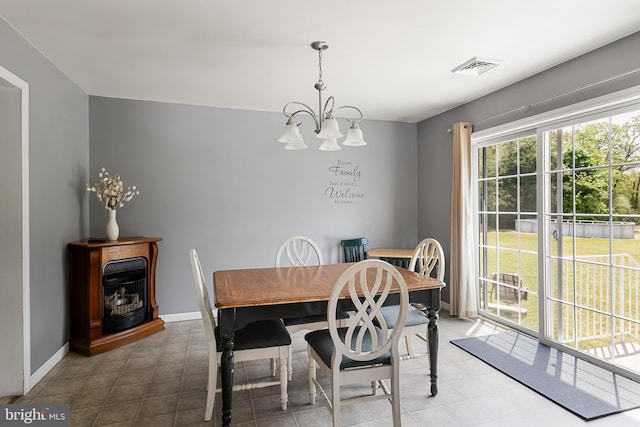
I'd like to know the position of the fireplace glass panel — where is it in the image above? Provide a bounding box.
[102,257,148,334]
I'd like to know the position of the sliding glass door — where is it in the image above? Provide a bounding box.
[475,103,640,379]
[542,110,640,376]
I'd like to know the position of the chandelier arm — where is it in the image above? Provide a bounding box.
[332,105,364,123]
[282,101,321,130]
[323,96,336,118]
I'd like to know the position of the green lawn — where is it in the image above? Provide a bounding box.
[482,230,640,337]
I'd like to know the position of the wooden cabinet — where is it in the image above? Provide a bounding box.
[68,237,164,356]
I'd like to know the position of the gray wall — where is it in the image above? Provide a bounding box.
[417,31,640,304]
[88,97,418,314]
[0,17,89,375]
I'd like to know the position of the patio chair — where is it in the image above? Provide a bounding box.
[488,272,528,317]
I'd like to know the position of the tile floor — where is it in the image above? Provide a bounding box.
[14,312,640,426]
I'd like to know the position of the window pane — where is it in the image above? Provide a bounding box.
[498,140,518,176]
[548,127,573,172]
[499,214,518,250]
[519,137,537,174]
[612,217,640,268]
[549,171,574,214]
[520,175,536,213]
[478,147,485,178]
[574,166,609,216]
[484,214,497,247]
[486,145,497,177]
[486,179,497,211]
[520,251,538,294]
[497,177,517,213]
[611,160,640,216]
[497,248,518,275]
[574,119,610,168]
[562,171,575,214]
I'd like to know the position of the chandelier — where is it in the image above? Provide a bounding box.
[277,41,367,151]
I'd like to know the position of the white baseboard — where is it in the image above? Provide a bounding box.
[441,301,450,312]
[160,311,203,323]
[30,342,68,390]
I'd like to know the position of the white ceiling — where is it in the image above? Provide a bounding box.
[1,0,639,123]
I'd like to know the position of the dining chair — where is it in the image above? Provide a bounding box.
[305,259,409,427]
[377,238,445,362]
[275,234,324,267]
[189,249,291,421]
[341,237,368,262]
[275,235,349,380]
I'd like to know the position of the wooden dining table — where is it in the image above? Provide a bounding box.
[213,262,445,427]
[368,247,415,268]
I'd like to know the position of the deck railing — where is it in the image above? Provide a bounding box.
[558,253,640,347]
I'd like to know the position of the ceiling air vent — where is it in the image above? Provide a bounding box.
[452,56,500,76]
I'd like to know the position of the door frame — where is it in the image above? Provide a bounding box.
[0,64,30,394]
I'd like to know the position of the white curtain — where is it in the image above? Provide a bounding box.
[450,122,478,318]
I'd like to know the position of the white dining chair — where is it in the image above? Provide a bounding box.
[275,235,324,267]
[274,235,349,380]
[189,249,290,421]
[377,238,445,362]
[305,259,409,427]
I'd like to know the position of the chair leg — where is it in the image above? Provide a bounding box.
[391,365,401,426]
[279,347,289,410]
[405,335,415,359]
[270,357,277,377]
[308,348,316,405]
[332,371,341,427]
[205,351,216,421]
[288,346,293,381]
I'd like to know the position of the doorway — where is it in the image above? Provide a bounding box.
[0,65,30,396]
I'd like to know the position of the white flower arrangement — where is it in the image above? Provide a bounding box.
[87,168,139,210]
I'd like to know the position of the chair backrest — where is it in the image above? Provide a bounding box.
[341,237,368,262]
[327,259,408,366]
[490,272,523,303]
[409,238,445,281]
[189,249,217,348]
[275,235,324,267]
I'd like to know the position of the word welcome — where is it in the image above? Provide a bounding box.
[324,186,365,200]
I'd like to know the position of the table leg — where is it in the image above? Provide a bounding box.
[427,307,439,396]
[219,310,235,427]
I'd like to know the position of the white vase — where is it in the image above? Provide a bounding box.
[106,209,119,241]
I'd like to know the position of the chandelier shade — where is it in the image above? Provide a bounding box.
[342,122,367,146]
[278,119,303,142]
[285,140,308,150]
[278,41,365,151]
[317,117,343,139]
[318,138,341,151]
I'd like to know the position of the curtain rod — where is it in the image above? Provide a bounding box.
[446,66,640,133]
